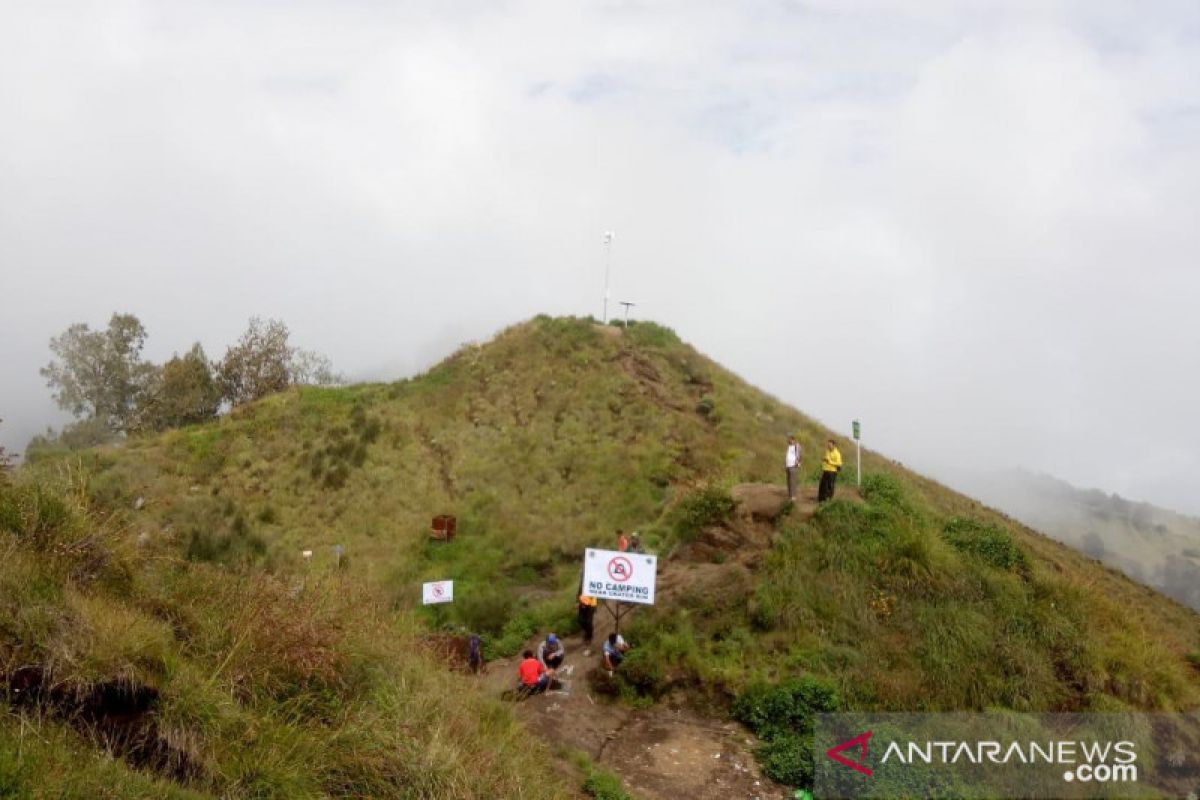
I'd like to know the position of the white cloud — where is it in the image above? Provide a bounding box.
[1,0,1197,512]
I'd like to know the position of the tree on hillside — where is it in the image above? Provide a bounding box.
[40,313,156,434]
[217,317,340,406]
[217,317,294,406]
[136,343,222,431]
[290,348,342,387]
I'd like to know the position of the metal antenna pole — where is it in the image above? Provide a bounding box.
[602,231,614,323]
[619,301,635,327]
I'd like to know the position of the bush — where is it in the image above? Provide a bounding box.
[582,767,632,800]
[671,487,736,542]
[733,677,840,740]
[755,732,814,787]
[695,397,715,417]
[615,648,668,699]
[861,473,909,508]
[485,611,537,659]
[735,677,839,789]
[184,519,267,566]
[943,517,1028,572]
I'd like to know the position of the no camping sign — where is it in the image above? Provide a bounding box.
[583,548,657,605]
[422,580,454,605]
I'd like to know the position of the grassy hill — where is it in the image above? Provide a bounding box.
[7,315,1200,796]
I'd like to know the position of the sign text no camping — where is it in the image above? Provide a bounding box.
[583,548,657,605]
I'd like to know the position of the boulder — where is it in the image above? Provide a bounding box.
[730,483,790,521]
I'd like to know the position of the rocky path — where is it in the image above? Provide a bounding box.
[481,484,859,799]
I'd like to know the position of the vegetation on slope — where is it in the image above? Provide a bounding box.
[0,474,566,798]
[11,315,1200,793]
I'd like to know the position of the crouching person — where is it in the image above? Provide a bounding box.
[518,649,552,695]
[602,632,630,672]
[538,633,565,670]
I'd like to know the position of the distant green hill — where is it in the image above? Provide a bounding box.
[7,316,1200,796]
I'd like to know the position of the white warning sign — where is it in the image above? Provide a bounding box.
[422,580,454,605]
[582,548,657,605]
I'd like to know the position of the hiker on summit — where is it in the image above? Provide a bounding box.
[818,438,843,502]
[616,529,630,552]
[784,434,802,500]
[538,633,565,670]
[518,649,552,694]
[577,594,597,649]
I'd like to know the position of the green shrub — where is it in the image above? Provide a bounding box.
[615,648,668,699]
[485,611,537,659]
[735,677,839,789]
[755,732,814,787]
[184,520,267,565]
[0,483,73,545]
[695,396,716,417]
[582,767,632,800]
[733,677,840,740]
[943,517,1028,572]
[671,487,736,542]
[455,587,515,637]
[861,473,908,508]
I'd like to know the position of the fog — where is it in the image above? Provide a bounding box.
[2,1,1198,513]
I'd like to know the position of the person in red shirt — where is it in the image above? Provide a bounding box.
[616,529,630,552]
[518,650,551,694]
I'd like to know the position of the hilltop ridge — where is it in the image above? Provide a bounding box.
[7,315,1200,797]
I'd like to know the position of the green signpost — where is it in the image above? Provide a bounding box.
[852,419,861,487]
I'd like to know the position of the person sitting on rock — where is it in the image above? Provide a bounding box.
[538,633,565,670]
[518,649,551,694]
[603,632,630,671]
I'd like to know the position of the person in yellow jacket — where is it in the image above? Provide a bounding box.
[818,438,843,502]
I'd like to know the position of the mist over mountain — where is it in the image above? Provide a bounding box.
[950,467,1200,611]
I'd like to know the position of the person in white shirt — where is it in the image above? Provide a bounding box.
[785,435,802,500]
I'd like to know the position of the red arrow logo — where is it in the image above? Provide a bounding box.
[826,730,874,777]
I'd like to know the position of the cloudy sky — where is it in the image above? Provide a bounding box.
[2,1,1198,513]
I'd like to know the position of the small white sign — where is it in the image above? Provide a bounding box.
[422,580,454,605]
[582,548,657,605]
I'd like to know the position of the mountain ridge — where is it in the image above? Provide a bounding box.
[6,315,1200,797]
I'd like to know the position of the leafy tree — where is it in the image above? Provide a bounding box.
[291,348,342,387]
[217,317,294,406]
[136,343,221,431]
[40,313,156,434]
[217,318,340,405]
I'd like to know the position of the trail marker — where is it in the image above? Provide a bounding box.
[422,580,454,605]
[852,419,862,487]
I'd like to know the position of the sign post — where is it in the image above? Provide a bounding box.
[582,548,657,634]
[852,419,862,487]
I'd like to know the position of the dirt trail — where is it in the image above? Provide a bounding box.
[482,483,860,800]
